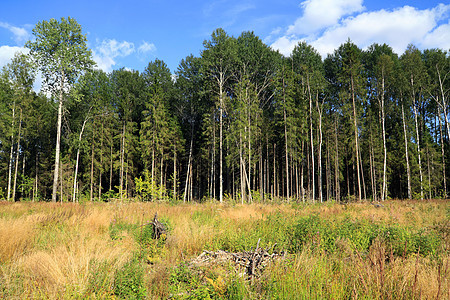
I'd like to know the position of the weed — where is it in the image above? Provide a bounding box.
[113,255,147,300]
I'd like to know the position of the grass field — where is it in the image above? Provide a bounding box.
[0,199,448,299]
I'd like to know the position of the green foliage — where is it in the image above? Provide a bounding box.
[26,17,94,94]
[288,215,443,257]
[135,170,170,201]
[109,218,137,241]
[113,255,147,300]
[169,263,228,300]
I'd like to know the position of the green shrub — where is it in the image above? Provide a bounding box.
[114,255,147,300]
[288,216,443,258]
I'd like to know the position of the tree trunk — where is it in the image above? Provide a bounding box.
[219,72,224,203]
[109,142,113,191]
[380,71,387,201]
[308,75,315,201]
[334,116,340,202]
[240,132,246,204]
[52,76,65,203]
[183,135,193,202]
[316,92,323,202]
[351,75,361,200]
[12,108,22,202]
[438,107,447,198]
[402,103,412,200]
[72,116,89,202]
[119,122,125,201]
[99,122,103,201]
[413,99,424,200]
[90,132,95,202]
[7,102,15,202]
[173,143,177,200]
[283,75,290,201]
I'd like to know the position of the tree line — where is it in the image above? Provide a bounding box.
[0,18,449,203]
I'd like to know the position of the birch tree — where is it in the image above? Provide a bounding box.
[26,17,94,202]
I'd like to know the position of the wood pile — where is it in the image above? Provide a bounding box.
[191,239,286,279]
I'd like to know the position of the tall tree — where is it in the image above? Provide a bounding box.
[292,42,325,201]
[2,52,36,201]
[401,45,427,200]
[334,40,365,200]
[26,17,94,202]
[365,44,397,201]
[202,28,237,202]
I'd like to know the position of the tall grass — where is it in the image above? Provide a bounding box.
[0,199,448,299]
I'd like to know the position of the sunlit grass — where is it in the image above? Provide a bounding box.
[0,199,448,299]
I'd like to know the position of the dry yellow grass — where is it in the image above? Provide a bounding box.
[0,199,448,299]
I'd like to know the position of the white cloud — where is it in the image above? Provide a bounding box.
[92,39,136,72]
[0,22,30,45]
[271,3,450,57]
[97,39,135,57]
[0,46,28,69]
[270,36,301,56]
[138,41,156,54]
[92,39,157,72]
[287,0,364,35]
[421,21,450,50]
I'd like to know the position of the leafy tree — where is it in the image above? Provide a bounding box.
[26,17,94,202]
[2,52,36,201]
[202,28,237,202]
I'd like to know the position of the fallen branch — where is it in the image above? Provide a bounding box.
[191,239,286,279]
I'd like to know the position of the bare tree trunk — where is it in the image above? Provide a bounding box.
[109,143,113,191]
[7,102,15,202]
[240,132,246,204]
[173,144,177,200]
[334,117,340,202]
[427,146,432,199]
[12,108,22,202]
[308,75,315,201]
[438,107,447,198]
[316,93,323,202]
[273,143,276,198]
[52,75,65,203]
[60,158,63,202]
[380,71,387,201]
[369,142,375,201]
[183,136,193,203]
[359,146,366,200]
[301,141,305,202]
[351,75,361,200]
[99,123,103,201]
[413,99,424,200]
[402,103,412,200]
[160,154,164,200]
[119,122,125,201]
[219,73,224,203]
[283,75,290,201]
[90,133,95,202]
[33,153,38,202]
[72,116,89,202]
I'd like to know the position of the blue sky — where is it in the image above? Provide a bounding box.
[1,0,449,75]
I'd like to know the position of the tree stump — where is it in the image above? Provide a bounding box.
[151,212,167,239]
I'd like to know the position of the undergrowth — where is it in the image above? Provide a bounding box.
[0,199,448,299]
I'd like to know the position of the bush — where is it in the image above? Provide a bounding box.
[288,216,443,257]
[114,255,147,300]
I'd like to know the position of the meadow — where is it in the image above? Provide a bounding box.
[0,199,448,299]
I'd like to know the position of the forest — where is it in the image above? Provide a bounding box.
[1,17,449,203]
